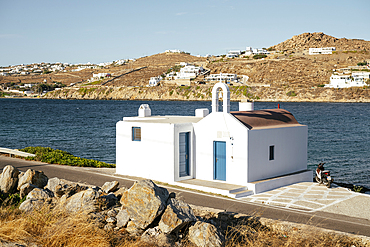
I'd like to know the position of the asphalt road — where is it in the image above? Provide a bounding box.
[1,156,370,237]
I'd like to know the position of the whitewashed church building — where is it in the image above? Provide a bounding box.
[116,83,312,197]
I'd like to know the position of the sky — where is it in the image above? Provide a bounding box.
[1,0,369,67]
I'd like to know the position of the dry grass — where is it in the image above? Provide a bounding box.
[225,222,365,247]
[0,205,367,247]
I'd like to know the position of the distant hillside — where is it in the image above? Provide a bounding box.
[269,32,370,51]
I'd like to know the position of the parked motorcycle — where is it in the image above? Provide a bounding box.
[315,162,333,188]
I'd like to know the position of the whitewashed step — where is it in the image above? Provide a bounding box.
[229,189,254,199]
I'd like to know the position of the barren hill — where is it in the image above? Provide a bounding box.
[269,32,370,51]
[2,33,370,102]
[104,53,206,87]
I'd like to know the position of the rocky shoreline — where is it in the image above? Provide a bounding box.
[40,85,370,103]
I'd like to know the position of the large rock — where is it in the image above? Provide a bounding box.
[19,199,46,213]
[26,188,53,200]
[0,165,19,194]
[17,169,48,190]
[116,208,130,228]
[188,222,225,247]
[120,180,169,230]
[159,198,197,234]
[101,181,119,193]
[54,183,87,198]
[20,183,38,199]
[45,177,65,193]
[61,188,105,213]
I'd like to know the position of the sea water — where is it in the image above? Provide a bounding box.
[1,98,369,188]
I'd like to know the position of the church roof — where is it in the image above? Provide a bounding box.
[230,109,300,129]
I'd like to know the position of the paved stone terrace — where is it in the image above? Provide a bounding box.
[241,182,370,220]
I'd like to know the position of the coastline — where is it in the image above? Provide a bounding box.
[34,85,370,103]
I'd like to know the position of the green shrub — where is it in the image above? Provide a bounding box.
[20,146,115,168]
[253,54,267,59]
[317,84,325,87]
[43,70,52,74]
[286,91,297,97]
[357,62,367,66]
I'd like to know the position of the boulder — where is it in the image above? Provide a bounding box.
[62,188,102,214]
[120,180,169,230]
[45,177,65,193]
[0,165,19,194]
[19,199,45,213]
[141,226,176,247]
[26,188,53,200]
[101,181,119,193]
[159,198,197,234]
[54,183,87,198]
[17,169,48,190]
[116,208,130,228]
[19,183,37,199]
[188,222,225,247]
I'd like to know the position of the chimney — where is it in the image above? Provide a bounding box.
[138,104,151,117]
[195,108,209,117]
[239,100,254,111]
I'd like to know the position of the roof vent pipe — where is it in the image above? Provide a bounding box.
[138,104,151,117]
[211,82,230,113]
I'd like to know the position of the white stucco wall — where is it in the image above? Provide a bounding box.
[116,121,175,183]
[195,112,308,186]
[194,112,250,186]
[247,125,308,182]
[116,120,196,184]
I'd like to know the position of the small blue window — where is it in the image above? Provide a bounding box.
[132,127,141,141]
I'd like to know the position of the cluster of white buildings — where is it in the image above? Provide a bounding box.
[309,47,336,55]
[0,63,69,76]
[325,71,370,88]
[225,47,270,58]
[226,50,242,58]
[165,49,187,54]
[205,73,238,84]
[148,63,207,86]
[174,63,205,80]
[244,47,270,56]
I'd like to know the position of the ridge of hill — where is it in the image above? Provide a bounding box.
[269,32,370,51]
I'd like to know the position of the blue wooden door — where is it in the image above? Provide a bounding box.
[214,141,226,181]
[179,132,190,177]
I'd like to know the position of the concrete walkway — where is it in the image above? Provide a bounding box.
[241,182,370,220]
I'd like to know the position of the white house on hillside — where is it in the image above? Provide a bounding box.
[205,73,238,84]
[309,47,336,55]
[245,47,270,56]
[226,50,242,58]
[174,65,204,80]
[148,76,162,86]
[325,71,370,88]
[116,83,311,197]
